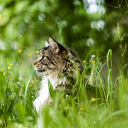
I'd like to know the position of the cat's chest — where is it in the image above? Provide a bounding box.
[42,75,68,90]
[34,75,73,112]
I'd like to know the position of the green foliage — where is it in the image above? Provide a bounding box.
[1,0,128,127]
[1,46,128,127]
[1,0,128,61]
[0,71,5,100]
[15,102,26,124]
[0,47,128,128]
[48,79,56,101]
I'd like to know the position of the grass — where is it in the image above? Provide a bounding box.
[1,49,128,128]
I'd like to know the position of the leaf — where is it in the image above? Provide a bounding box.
[125,11,128,15]
[0,71,5,87]
[48,80,56,101]
[0,71,5,100]
[0,91,3,100]
[15,102,26,123]
[7,95,18,115]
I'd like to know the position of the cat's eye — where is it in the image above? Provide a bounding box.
[42,55,45,59]
[39,55,45,62]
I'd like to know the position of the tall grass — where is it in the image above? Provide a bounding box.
[1,49,128,128]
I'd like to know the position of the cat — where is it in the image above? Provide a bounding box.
[33,36,104,113]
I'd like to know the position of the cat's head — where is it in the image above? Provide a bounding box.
[34,36,68,76]
[34,36,83,76]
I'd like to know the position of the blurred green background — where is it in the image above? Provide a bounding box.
[0,0,128,127]
[0,0,128,79]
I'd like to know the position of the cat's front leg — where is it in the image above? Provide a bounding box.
[34,94,53,113]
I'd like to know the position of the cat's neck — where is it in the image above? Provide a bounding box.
[43,70,69,89]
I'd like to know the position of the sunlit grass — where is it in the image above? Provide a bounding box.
[0,49,128,128]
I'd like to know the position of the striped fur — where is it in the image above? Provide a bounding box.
[34,36,83,112]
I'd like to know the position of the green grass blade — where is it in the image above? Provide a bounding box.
[15,102,26,124]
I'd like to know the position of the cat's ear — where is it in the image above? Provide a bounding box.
[49,36,60,53]
[45,40,50,47]
[49,36,68,57]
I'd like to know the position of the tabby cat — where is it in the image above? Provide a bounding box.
[33,36,103,112]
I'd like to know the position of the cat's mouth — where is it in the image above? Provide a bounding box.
[39,69,46,72]
[36,69,46,75]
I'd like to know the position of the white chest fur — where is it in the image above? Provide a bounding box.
[33,74,68,112]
